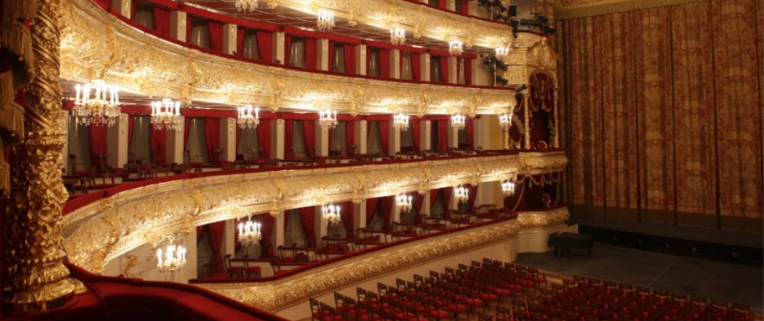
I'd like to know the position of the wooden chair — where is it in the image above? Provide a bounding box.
[224,254,244,278]
[242,255,261,278]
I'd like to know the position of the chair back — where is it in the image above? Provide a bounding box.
[224,254,232,270]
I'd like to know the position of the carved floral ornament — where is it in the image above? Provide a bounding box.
[60,0,516,116]
[62,152,567,274]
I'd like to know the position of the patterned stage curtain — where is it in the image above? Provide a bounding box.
[557,0,763,226]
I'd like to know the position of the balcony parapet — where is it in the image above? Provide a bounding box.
[62,0,515,116]
[62,151,567,275]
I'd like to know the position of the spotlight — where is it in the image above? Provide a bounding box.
[482,55,508,70]
[516,84,528,94]
[495,75,509,86]
[493,12,510,23]
[491,0,507,12]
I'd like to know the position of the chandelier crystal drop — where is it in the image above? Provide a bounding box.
[237,105,260,129]
[73,80,121,127]
[495,47,509,59]
[151,98,184,131]
[156,244,187,274]
[317,9,335,31]
[238,220,262,247]
[501,180,516,197]
[499,112,513,130]
[393,113,409,131]
[451,114,466,130]
[236,0,258,12]
[449,40,464,56]
[454,185,469,204]
[318,109,338,130]
[322,204,342,225]
[397,193,413,213]
[391,27,406,46]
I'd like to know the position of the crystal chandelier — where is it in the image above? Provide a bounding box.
[236,0,257,12]
[317,9,335,31]
[151,98,184,131]
[322,204,341,225]
[319,109,338,130]
[393,113,409,131]
[499,112,513,131]
[396,193,413,213]
[156,244,187,274]
[454,185,469,204]
[501,180,516,197]
[391,27,406,46]
[451,114,466,130]
[237,105,260,129]
[238,219,262,247]
[73,80,121,127]
[449,40,464,56]
[495,47,509,59]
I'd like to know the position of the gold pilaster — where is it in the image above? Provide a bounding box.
[553,88,559,148]
[2,0,78,313]
[523,91,531,150]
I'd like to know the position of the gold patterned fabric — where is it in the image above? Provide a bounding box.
[557,0,763,221]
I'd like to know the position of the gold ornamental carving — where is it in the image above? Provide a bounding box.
[2,0,79,312]
[60,0,516,116]
[516,206,570,228]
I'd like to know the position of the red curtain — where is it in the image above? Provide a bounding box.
[153,7,171,37]
[443,187,453,211]
[412,193,424,223]
[379,48,390,78]
[464,58,472,85]
[411,52,421,81]
[469,185,478,213]
[256,119,271,159]
[183,118,191,150]
[461,0,470,14]
[437,120,449,152]
[381,196,394,230]
[439,56,449,83]
[207,222,226,273]
[305,38,317,70]
[410,119,421,152]
[345,121,355,155]
[130,0,136,19]
[150,126,167,165]
[378,120,390,156]
[328,41,335,72]
[236,27,245,56]
[283,35,291,65]
[185,15,193,43]
[344,44,356,75]
[430,189,440,210]
[302,120,316,158]
[256,31,273,63]
[438,0,447,9]
[366,197,380,223]
[466,117,474,149]
[339,201,355,238]
[89,124,108,171]
[298,207,316,247]
[285,119,294,159]
[204,118,220,164]
[257,214,276,258]
[208,21,224,52]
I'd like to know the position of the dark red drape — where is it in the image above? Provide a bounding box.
[443,187,453,210]
[235,125,242,151]
[183,118,191,150]
[345,121,355,155]
[411,52,421,81]
[208,21,224,52]
[466,117,474,149]
[378,120,390,156]
[185,15,193,44]
[344,44,356,75]
[204,118,220,164]
[412,192,425,223]
[150,126,167,165]
[130,0,136,19]
[464,58,472,85]
[153,7,171,37]
[430,189,440,209]
[302,120,316,158]
[366,197,380,223]
[257,213,276,258]
[285,119,294,159]
[89,124,108,170]
[469,184,478,213]
[439,55,449,83]
[437,120,449,152]
[410,119,421,152]
[379,48,390,78]
[438,0,447,9]
[127,115,135,154]
[256,119,271,159]
[305,38,317,70]
[339,201,355,238]
[298,207,316,247]
[328,41,335,72]
[207,222,226,273]
[381,196,394,230]
[236,27,245,56]
[461,0,470,14]
[197,226,204,243]
[283,35,291,65]
[256,31,273,63]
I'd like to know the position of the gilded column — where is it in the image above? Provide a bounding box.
[3,0,78,312]
[523,91,530,150]
[553,88,559,148]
